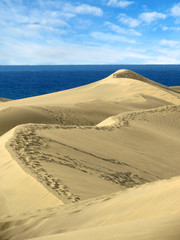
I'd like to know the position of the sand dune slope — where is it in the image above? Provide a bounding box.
[26,217,180,240]
[0,69,179,135]
[0,128,62,218]
[25,215,180,240]
[0,69,180,240]
[0,69,179,108]
[169,86,180,93]
[0,106,60,136]
[1,176,180,240]
[0,97,11,102]
[6,104,180,204]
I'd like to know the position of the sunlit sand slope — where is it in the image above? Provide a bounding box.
[0,128,62,218]
[7,104,180,203]
[1,176,180,240]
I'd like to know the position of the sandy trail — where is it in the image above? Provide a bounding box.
[0,127,62,219]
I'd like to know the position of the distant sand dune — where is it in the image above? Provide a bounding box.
[169,86,180,93]
[0,97,11,102]
[0,70,179,108]
[0,69,180,240]
[0,69,179,135]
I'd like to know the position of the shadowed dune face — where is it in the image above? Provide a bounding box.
[169,86,180,93]
[112,69,151,82]
[0,193,9,216]
[0,97,11,102]
[0,69,180,240]
[24,215,180,240]
[0,106,59,136]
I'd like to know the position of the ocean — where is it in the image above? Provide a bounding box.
[0,65,180,100]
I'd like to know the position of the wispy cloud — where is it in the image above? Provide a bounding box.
[160,39,180,47]
[1,35,180,65]
[145,55,180,64]
[0,0,180,64]
[0,2,71,36]
[170,3,180,17]
[91,32,135,44]
[63,3,103,17]
[118,14,140,28]
[105,22,141,36]
[0,1,103,31]
[139,12,167,24]
[146,48,180,64]
[37,0,103,17]
[0,38,149,65]
[107,0,134,8]
[117,11,167,29]
[162,26,180,31]
[0,1,104,48]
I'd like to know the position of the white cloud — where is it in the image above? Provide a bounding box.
[140,12,167,24]
[145,55,180,64]
[0,39,150,65]
[1,0,180,65]
[91,32,135,44]
[170,3,180,17]
[105,22,141,36]
[162,26,169,31]
[162,26,180,31]
[117,11,167,29]
[145,43,180,64]
[171,26,180,31]
[118,13,140,28]
[146,49,180,64]
[0,2,71,35]
[26,24,68,35]
[38,1,103,16]
[64,3,103,16]
[107,0,134,8]
[160,39,180,48]
[40,18,69,27]
[75,4,103,16]
[1,36,180,65]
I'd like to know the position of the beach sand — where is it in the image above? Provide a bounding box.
[0,69,180,240]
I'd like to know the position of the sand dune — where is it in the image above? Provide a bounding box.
[0,69,179,108]
[0,97,11,102]
[6,105,180,203]
[0,69,180,240]
[0,106,60,136]
[1,176,180,240]
[0,69,179,134]
[0,127,62,218]
[169,86,180,93]
[25,215,180,240]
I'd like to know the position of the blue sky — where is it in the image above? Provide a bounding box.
[0,0,180,64]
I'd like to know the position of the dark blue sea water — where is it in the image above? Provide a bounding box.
[0,65,180,100]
